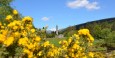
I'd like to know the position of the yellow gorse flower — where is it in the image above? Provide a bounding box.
[31,29,35,33]
[5,15,13,21]
[78,29,90,35]
[68,38,72,44]
[72,44,79,49]
[13,9,18,15]
[0,22,2,27]
[23,48,30,54]
[37,51,42,56]
[3,37,14,47]
[88,52,94,57]
[89,36,94,42]
[18,37,29,46]
[1,30,8,35]
[47,51,54,57]
[14,32,20,38]
[13,26,18,30]
[74,34,79,40]
[35,36,41,42]
[27,43,34,49]
[22,16,33,23]
[43,41,50,47]
[0,34,6,43]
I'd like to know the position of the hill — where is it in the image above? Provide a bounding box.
[75,17,115,30]
[60,17,115,37]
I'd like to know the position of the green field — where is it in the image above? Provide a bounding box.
[46,37,68,47]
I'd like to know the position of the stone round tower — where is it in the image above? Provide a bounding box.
[56,25,58,35]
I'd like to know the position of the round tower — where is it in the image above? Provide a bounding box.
[56,25,58,35]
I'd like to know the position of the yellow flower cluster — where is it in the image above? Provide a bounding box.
[0,9,113,58]
[78,29,94,45]
[5,15,13,21]
[3,37,14,47]
[22,16,33,24]
[13,10,18,15]
[78,29,90,35]
[0,9,39,58]
[57,29,96,58]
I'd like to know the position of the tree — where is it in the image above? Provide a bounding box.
[0,0,13,21]
[0,0,22,24]
[111,22,115,31]
[105,31,115,51]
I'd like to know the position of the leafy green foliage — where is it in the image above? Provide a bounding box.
[0,0,22,24]
[0,0,12,5]
[36,27,47,39]
[105,31,115,48]
[0,0,13,21]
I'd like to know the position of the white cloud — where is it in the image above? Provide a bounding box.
[67,0,100,10]
[50,28,56,31]
[41,17,49,21]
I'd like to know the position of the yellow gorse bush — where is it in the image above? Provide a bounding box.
[0,9,113,58]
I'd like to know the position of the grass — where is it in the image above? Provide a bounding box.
[46,37,68,47]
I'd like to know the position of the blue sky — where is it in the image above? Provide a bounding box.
[11,0,115,31]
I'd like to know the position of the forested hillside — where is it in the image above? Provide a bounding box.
[61,17,115,37]
[60,18,115,50]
